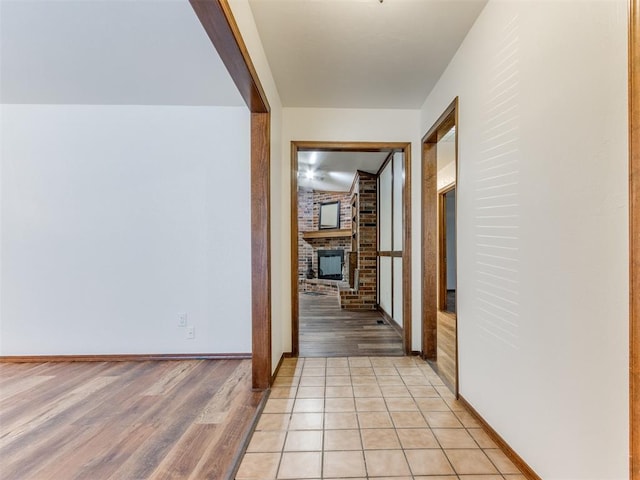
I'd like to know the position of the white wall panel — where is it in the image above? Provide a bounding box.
[378,164,392,252]
[379,257,392,316]
[392,153,403,249]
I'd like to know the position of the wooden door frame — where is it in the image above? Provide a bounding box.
[629,0,639,476]
[190,0,271,390]
[290,141,412,356]
[421,98,459,392]
[438,183,456,313]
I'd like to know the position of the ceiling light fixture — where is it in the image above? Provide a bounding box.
[305,170,315,180]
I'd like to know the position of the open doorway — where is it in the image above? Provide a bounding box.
[422,99,459,396]
[291,142,412,357]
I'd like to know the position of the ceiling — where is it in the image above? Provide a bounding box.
[0,0,243,106]
[249,0,487,109]
[298,150,390,191]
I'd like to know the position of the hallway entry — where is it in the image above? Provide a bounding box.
[291,142,412,357]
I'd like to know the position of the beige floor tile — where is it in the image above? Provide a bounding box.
[325,385,354,398]
[445,449,499,475]
[277,451,322,479]
[484,448,522,474]
[326,367,350,376]
[301,367,325,377]
[256,413,290,431]
[304,358,327,367]
[433,428,479,449]
[413,477,457,480]
[324,429,362,450]
[405,449,455,476]
[392,357,417,366]
[364,449,411,477]
[326,357,349,367]
[326,375,352,386]
[351,376,378,385]
[361,428,401,449]
[369,357,395,366]
[436,385,455,398]
[372,477,413,480]
[407,385,440,397]
[396,428,439,449]
[283,430,323,452]
[350,367,375,376]
[299,376,325,387]
[355,397,387,412]
[467,428,497,448]
[373,367,398,376]
[323,450,366,478]
[348,357,372,367]
[325,397,355,412]
[503,475,527,480]
[424,411,464,428]
[324,412,359,429]
[455,410,481,427]
[357,411,394,428]
[288,413,323,430]
[380,385,411,397]
[458,476,503,480]
[415,398,450,412]
[293,398,324,413]
[444,398,466,411]
[376,376,405,385]
[385,397,418,411]
[402,375,431,386]
[247,431,287,452]
[390,411,427,428]
[396,367,421,376]
[296,386,325,398]
[352,384,383,397]
[236,452,280,480]
[264,398,295,413]
[273,376,300,387]
[270,386,298,399]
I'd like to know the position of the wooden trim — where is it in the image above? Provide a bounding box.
[378,306,403,337]
[377,251,403,257]
[189,0,269,113]
[0,353,252,363]
[291,143,300,357]
[630,0,639,477]
[227,387,270,479]
[190,0,272,391]
[291,141,412,356]
[302,229,351,240]
[421,98,459,395]
[403,145,412,355]
[458,395,542,480]
[251,112,272,390]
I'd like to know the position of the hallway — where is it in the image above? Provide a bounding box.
[299,293,403,357]
[236,356,524,479]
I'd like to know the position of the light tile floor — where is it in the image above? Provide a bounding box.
[236,356,525,480]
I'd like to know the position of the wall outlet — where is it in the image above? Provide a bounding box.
[186,326,195,339]
[178,313,187,327]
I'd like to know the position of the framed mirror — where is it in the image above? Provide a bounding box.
[319,201,340,229]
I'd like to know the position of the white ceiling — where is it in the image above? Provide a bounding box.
[298,150,390,191]
[0,0,244,106]
[249,0,487,109]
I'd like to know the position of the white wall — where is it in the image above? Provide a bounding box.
[0,104,251,355]
[228,0,285,373]
[420,1,628,478]
[282,107,422,350]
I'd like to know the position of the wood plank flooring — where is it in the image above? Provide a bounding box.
[299,293,403,357]
[0,359,265,480]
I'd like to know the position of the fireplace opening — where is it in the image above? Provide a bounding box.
[317,249,344,280]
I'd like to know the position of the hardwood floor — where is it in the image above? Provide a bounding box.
[299,292,403,357]
[0,359,265,480]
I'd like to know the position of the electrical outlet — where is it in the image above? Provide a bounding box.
[186,326,195,339]
[178,313,187,327]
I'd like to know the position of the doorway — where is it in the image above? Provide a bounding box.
[291,142,412,357]
[422,99,459,395]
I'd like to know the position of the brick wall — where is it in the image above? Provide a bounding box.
[340,171,378,310]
